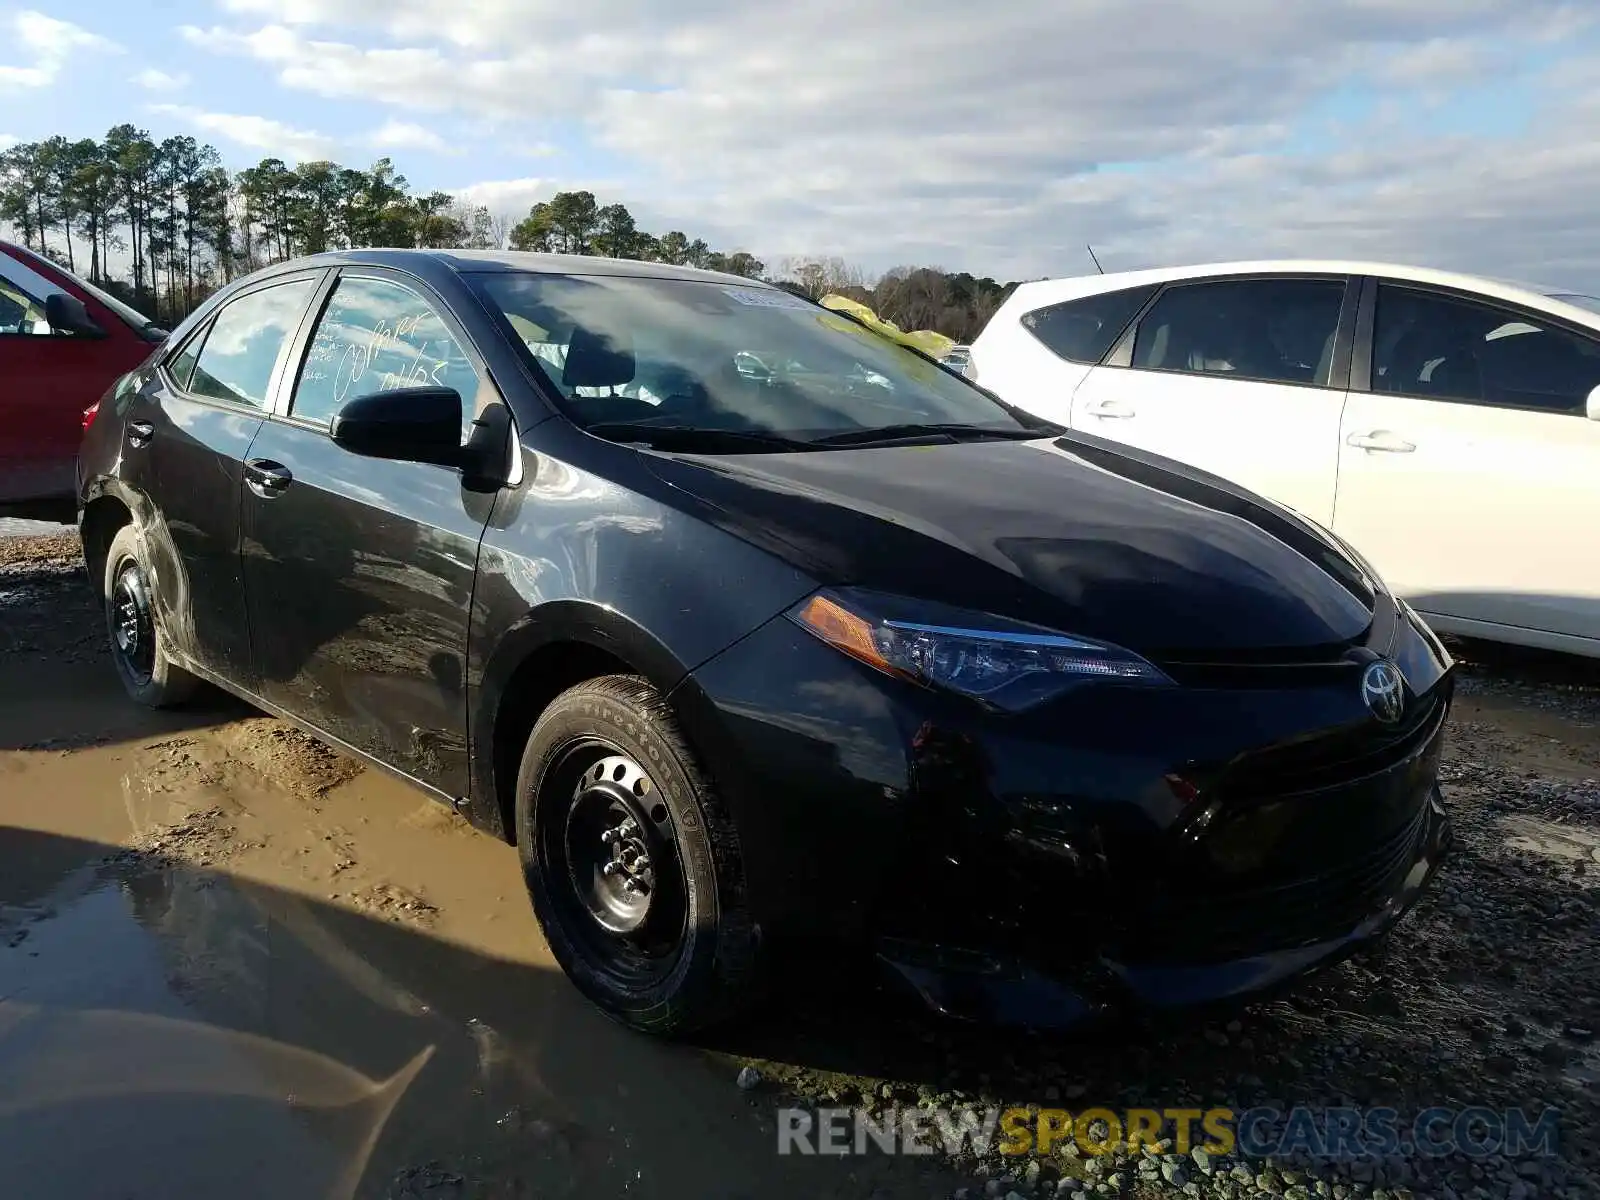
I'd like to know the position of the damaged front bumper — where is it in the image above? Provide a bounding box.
[875,783,1453,1030]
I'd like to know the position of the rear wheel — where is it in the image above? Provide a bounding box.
[102,525,200,708]
[515,674,760,1035]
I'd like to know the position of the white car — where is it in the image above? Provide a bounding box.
[966,260,1600,658]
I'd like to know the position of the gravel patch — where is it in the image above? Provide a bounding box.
[1447,637,1600,726]
[0,530,82,572]
[0,534,99,670]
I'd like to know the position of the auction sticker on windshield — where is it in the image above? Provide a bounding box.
[721,286,814,310]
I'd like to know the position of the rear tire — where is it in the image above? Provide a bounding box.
[515,674,760,1035]
[102,525,201,709]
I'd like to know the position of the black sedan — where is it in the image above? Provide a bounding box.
[78,250,1453,1034]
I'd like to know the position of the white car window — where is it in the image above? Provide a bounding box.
[1373,284,1600,415]
[1021,284,1157,365]
[1129,278,1346,387]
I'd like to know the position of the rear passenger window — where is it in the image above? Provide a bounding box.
[291,275,479,436]
[1130,278,1346,387]
[1021,284,1156,364]
[188,280,317,409]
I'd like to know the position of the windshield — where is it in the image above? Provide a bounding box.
[1548,292,1600,316]
[474,272,1037,447]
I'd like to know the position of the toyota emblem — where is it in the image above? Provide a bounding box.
[1361,659,1406,725]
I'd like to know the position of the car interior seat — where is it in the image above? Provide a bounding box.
[1383,322,1481,399]
[563,325,636,396]
[559,325,663,424]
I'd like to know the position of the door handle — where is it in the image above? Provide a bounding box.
[244,458,293,498]
[1087,399,1137,419]
[1346,430,1416,453]
[126,420,154,449]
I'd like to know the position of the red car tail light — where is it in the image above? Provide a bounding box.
[82,400,100,431]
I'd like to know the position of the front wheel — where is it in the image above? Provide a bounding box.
[515,675,760,1035]
[102,525,201,708]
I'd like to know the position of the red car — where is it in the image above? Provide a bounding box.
[1,239,167,520]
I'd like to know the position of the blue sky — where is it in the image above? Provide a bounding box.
[5,1,1600,285]
[1,6,608,187]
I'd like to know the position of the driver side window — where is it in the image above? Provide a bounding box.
[292,275,481,437]
[0,274,52,336]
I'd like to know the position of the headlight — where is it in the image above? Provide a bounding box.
[786,587,1171,712]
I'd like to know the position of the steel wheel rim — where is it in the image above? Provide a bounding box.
[110,559,156,685]
[544,739,689,986]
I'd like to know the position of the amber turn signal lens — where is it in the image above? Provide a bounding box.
[792,593,895,675]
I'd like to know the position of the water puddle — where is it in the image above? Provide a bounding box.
[1499,813,1600,871]
[0,729,955,1200]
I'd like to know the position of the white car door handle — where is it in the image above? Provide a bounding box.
[1346,430,1416,453]
[1087,400,1137,419]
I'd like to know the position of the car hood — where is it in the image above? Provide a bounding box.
[641,433,1377,659]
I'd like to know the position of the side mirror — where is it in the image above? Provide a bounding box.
[44,292,105,338]
[1588,384,1600,421]
[330,386,466,468]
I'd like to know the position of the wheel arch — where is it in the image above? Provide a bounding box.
[470,600,698,844]
[79,488,137,599]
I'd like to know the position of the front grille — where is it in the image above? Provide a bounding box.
[1216,688,1447,802]
[1104,692,1448,967]
[1110,799,1428,965]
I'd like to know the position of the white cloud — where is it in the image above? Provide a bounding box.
[0,134,16,151]
[447,178,556,217]
[178,23,623,118]
[149,103,338,163]
[0,11,120,91]
[176,0,1600,283]
[366,119,456,155]
[133,67,190,92]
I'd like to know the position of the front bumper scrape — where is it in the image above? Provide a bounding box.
[875,784,1453,1029]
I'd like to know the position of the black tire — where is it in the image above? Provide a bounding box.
[515,674,760,1035]
[102,524,201,708]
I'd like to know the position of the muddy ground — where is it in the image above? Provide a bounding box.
[2,532,1597,1200]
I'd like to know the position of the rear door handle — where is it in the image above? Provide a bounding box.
[126,420,154,449]
[1346,430,1416,453]
[244,458,293,498]
[1087,399,1137,419]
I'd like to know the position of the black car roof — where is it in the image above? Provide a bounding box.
[251,247,768,288]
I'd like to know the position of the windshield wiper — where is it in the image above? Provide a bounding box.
[584,422,815,453]
[805,422,1045,448]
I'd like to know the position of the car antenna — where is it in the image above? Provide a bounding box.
[1086,244,1105,274]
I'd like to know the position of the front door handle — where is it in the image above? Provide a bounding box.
[244,458,293,498]
[126,420,154,449]
[1087,399,1137,419]
[1346,430,1416,453]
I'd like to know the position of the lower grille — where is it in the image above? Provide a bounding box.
[1110,800,1428,965]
